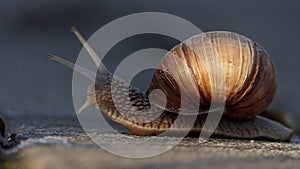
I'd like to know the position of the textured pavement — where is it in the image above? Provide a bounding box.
[1,115,300,169]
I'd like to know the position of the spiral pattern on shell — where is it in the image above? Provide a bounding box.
[147,31,277,120]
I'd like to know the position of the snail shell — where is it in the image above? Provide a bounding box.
[147,31,277,120]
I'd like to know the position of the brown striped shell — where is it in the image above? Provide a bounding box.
[147,31,277,120]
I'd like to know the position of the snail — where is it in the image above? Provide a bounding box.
[48,27,293,141]
[0,115,8,147]
[0,115,19,149]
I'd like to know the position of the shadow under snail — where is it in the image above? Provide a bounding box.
[48,27,293,141]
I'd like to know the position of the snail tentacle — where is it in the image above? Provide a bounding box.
[71,26,108,74]
[48,54,96,81]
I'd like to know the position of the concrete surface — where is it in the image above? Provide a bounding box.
[0,115,300,169]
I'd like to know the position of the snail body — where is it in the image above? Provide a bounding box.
[49,28,293,141]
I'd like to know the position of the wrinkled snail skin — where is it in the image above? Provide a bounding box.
[49,29,293,141]
[86,73,292,141]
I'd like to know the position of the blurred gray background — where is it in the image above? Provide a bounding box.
[0,0,299,124]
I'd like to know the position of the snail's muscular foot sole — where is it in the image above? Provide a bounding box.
[193,115,293,141]
[112,112,293,142]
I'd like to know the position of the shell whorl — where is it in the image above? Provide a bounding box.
[147,31,277,120]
